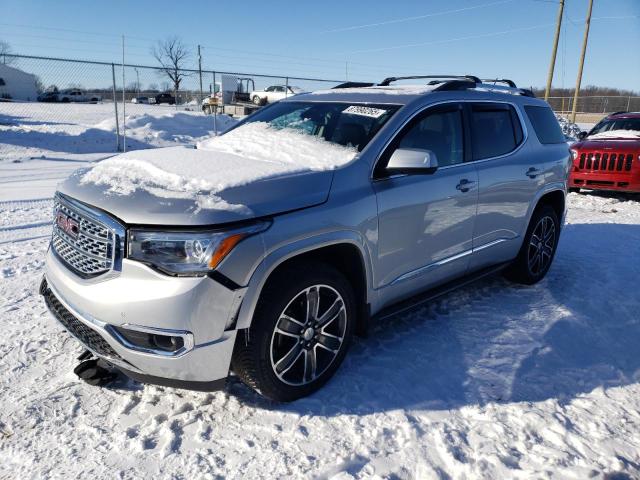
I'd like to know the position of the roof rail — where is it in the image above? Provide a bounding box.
[333,81,375,89]
[607,110,628,116]
[378,75,481,86]
[481,78,517,88]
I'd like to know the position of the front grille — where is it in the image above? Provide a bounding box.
[578,152,634,173]
[42,283,122,361]
[51,194,123,278]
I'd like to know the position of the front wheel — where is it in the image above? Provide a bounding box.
[504,204,560,285]
[232,262,355,401]
[252,95,263,105]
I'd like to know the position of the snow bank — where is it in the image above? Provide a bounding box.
[94,112,237,147]
[80,123,356,209]
[588,129,640,140]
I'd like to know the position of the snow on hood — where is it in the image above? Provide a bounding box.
[80,123,357,212]
[588,129,640,140]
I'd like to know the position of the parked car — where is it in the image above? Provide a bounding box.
[41,75,569,401]
[55,89,101,103]
[155,93,175,105]
[37,91,59,102]
[131,96,150,104]
[250,85,305,105]
[569,111,640,193]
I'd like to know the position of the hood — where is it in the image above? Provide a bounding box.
[58,146,336,226]
[573,138,640,150]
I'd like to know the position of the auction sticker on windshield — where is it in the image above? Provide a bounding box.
[343,105,387,118]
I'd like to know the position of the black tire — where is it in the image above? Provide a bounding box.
[61,97,70,103]
[568,187,581,193]
[252,95,263,106]
[504,204,560,285]
[232,261,356,401]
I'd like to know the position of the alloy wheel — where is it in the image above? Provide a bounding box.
[527,215,556,276]
[269,284,347,386]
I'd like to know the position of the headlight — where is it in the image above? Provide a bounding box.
[570,149,579,161]
[128,221,269,275]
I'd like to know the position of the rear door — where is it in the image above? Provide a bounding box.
[467,102,543,270]
[373,103,479,305]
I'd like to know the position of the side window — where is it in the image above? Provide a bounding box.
[275,86,285,93]
[524,105,566,144]
[470,104,522,160]
[393,108,464,168]
[265,86,275,92]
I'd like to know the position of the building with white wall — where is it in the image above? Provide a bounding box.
[0,64,38,101]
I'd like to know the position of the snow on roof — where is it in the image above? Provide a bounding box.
[80,122,357,210]
[588,129,640,140]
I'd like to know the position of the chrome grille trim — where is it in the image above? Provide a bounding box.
[51,193,125,280]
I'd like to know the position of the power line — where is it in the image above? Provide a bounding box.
[321,0,515,33]
[344,22,556,54]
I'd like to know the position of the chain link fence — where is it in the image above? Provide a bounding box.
[547,95,640,116]
[0,53,345,157]
[2,52,638,158]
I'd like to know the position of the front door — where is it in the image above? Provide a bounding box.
[373,103,479,306]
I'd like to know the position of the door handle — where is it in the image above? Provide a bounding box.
[456,179,476,192]
[526,167,540,178]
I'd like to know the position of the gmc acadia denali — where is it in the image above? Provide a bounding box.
[41,75,570,401]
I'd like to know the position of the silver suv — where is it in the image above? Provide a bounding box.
[41,76,570,401]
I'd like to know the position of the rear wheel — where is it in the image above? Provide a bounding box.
[232,261,355,401]
[252,95,263,105]
[504,204,560,285]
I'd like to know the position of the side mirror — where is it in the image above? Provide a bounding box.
[578,131,588,140]
[386,148,439,175]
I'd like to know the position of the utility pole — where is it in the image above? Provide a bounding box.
[134,67,140,95]
[571,0,594,123]
[197,45,203,104]
[544,0,565,101]
[122,35,126,152]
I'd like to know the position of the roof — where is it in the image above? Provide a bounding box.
[607,111,640,119]
[289,82,540,106]
[292,84,444,105]
[0,63,37,79]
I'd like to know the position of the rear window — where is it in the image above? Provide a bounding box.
[471,104,522,160]
[525,105,565,144]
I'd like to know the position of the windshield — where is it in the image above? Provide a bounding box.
[589,118,640,136]
[241,101,401,151]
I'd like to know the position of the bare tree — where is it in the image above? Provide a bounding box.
[151,36,191,100]
[0,40,16,65]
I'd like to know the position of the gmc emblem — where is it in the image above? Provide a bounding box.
[56,212,80,239]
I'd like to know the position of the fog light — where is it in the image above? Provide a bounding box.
[111,325,187,353]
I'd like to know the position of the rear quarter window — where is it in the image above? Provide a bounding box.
[525,105,565,144]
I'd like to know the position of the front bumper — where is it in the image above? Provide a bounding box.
[570,172,640,193]
[42,248,246,389]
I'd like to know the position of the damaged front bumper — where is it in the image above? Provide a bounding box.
[41,249,246,391]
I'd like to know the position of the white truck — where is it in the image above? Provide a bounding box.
[55,89,101,103]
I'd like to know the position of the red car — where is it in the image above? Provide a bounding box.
[569,111,640,193]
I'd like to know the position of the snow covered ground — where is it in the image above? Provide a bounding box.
[1,109,640,479]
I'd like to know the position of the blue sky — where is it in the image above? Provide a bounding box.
[1,0,638,91]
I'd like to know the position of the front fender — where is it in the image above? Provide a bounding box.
[234,229,375,331]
